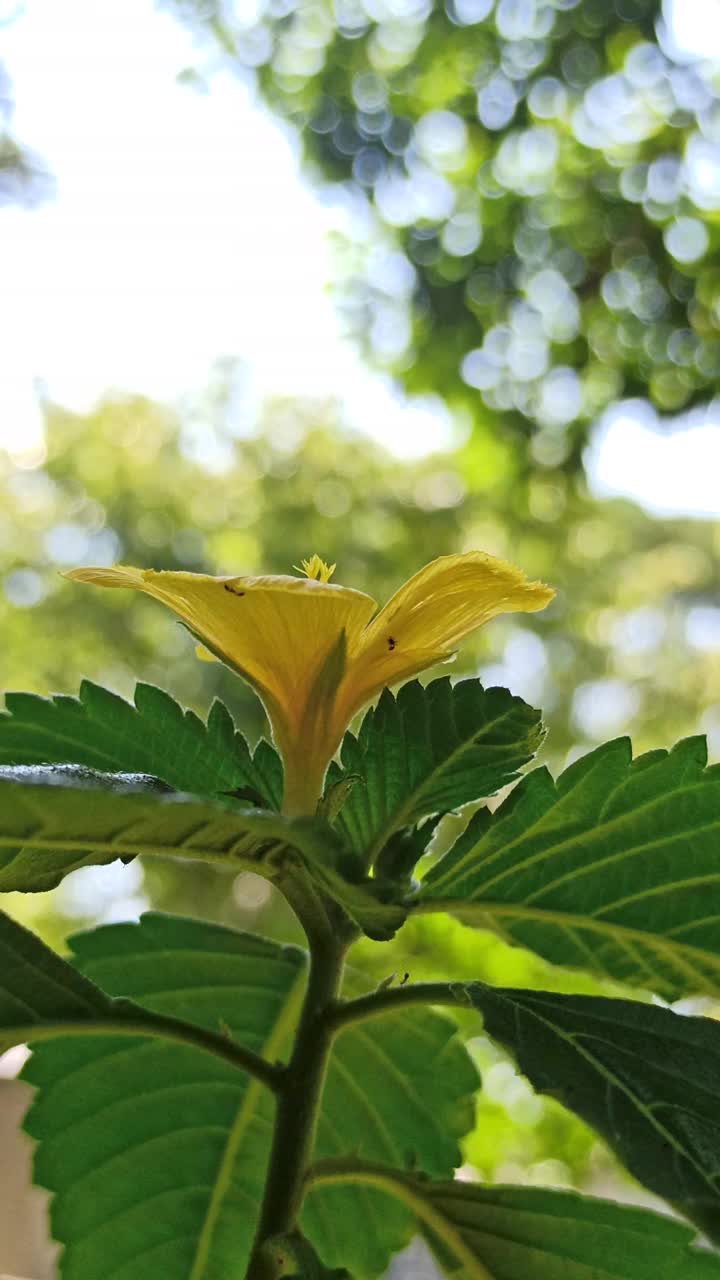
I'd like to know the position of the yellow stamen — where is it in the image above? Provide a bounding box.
[295,555,336,583]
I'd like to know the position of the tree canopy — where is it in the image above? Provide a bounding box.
[167,0,720,469]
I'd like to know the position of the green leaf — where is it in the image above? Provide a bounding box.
[419,736,720,999]
[313,1163,720,1279]
[22,914,478,1280]
[24,915,305,1280]
[0,765,266,891]
[0,766,405,937]
[0,766,404,939]
[467,983,720,1243]
[0,766,306,888]
[0,907,281,1085]
[0,909,112,1051]
[0,681,283,808]
[328,679,543,866]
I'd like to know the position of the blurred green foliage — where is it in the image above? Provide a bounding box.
[167,0,720,467]
[4,372,718,759]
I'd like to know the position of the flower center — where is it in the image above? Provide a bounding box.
[295,554,336,583]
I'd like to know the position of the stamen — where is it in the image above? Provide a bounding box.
[295,555,336,583]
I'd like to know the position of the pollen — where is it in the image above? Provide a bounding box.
[295,554,336,583]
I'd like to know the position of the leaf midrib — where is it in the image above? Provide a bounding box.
[0,832,273,875]
[187,963,307,1280]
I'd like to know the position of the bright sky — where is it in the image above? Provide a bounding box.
[587,403,720,518]
[2,0,338,396]
[2,0,720,509]
[1,0,454,458]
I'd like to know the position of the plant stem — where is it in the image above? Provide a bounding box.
[248,925,348,1274]
[326,981,468,1037]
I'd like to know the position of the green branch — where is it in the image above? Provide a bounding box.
[4,999,284,1093]
[247,872,356,1278]
[250,938,348,1258]
[326,981,467,1036]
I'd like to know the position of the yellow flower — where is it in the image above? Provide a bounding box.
[65,553,554,815]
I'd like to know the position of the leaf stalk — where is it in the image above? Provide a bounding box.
[326,981,465,1037]
[8,1002,284,1092]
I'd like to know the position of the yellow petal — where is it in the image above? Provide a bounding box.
[65,565,377,813]
[339,551,554,716]
[66,552,553,817]
[64,565,146,589]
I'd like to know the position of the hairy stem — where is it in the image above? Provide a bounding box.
[248,918,349,1274]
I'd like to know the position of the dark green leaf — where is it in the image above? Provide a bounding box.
[0,908,276,1084]
[467,983,720,1243]
[0,681,282,808]
[328,679,543,866]
[0,909,112,1051]
[23,914,477,1280]
[318,1163,720,1279]
[419,736,720,999]
[373,818,442,890]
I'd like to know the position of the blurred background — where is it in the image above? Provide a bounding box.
[2,0,720,1273]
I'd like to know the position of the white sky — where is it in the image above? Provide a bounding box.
[587,403,720,518]
[2,0,720,510]
[1,0,455,458]
[2,0,337,399]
